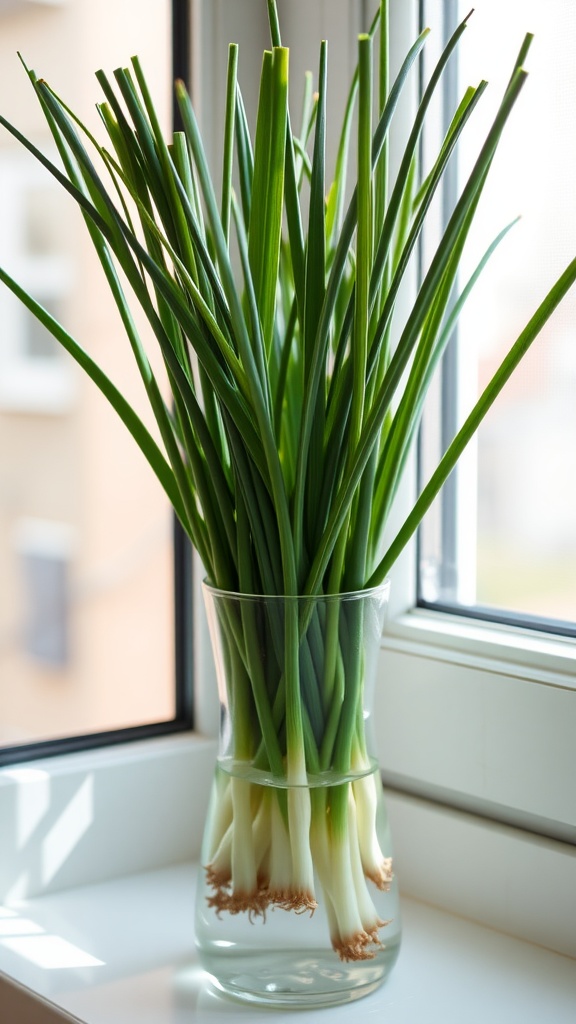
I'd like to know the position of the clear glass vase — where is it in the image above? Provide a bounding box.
[195,582,401,1009]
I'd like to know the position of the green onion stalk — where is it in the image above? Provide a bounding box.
[1,1,574,960]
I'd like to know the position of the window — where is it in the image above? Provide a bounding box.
[0,0,188,764]
[370,0,576,846]
[418,0,576,636]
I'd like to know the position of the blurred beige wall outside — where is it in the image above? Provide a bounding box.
[0,0,175,747]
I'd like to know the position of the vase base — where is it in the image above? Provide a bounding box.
[199,941,401,1009]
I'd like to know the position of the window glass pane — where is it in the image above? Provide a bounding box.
[0,0,175,750]
[419,0,576,629]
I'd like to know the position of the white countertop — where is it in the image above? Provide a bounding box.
[1,863,575,1023]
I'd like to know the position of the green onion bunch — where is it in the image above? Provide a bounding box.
[1,0,574,959]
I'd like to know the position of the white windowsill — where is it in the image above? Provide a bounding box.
[1,861,575,1024]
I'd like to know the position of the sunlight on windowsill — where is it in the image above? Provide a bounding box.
[0,907,104,970]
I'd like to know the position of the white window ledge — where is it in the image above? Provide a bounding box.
[1,861,575,1024]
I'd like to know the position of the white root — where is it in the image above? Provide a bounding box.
[204,770,233,863]
[310,783,392,961]
[206,776,268,919]
[267,791,295,906]
[353,764,394,891]
[252,788,272,879]
[347,788,387,944]
[286,784,318,912]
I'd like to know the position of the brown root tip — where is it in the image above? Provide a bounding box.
[268,888,318,915]
[204,865,232,890]
[205,864,270,922]
[206,887,270,922]
[333,936,377,962]
[367,856,394,891]
[333,923,390,962]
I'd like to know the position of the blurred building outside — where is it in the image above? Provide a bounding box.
[0,0,175,748]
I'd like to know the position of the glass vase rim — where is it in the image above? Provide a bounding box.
[202,578,391,603]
